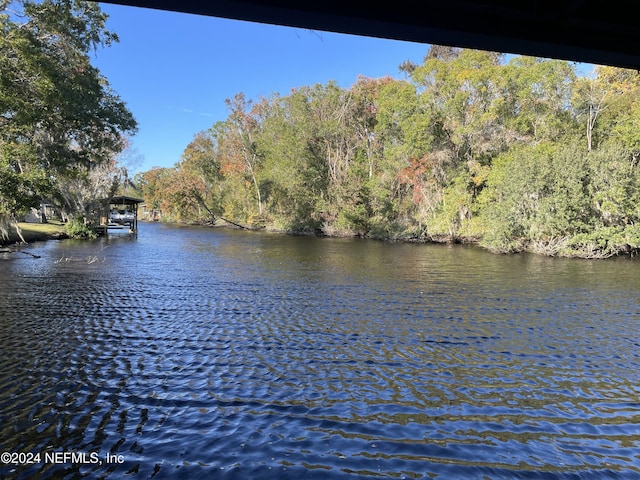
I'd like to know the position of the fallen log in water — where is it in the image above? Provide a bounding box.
[0,247,41,258]
[217,217,265,231]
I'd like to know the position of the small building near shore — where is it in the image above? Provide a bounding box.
[23,203,61,223]
[140,203,162,222]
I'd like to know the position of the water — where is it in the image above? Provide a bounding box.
[1,222,639,479]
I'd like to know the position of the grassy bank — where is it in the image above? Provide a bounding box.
[0,220,68,246]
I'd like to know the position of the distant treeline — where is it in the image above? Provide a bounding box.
[135,47,640,258]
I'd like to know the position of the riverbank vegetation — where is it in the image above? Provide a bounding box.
[136,48,640,258]
[2,2,640,258]
[0,0,137,243]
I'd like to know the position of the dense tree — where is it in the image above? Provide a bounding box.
[138,47,640,258]
[137,167,170,212]
[177,128,223,220]
[55,157,127,220]
[478,141,640,257]
[0,0,136,236]
[223,93,264,216]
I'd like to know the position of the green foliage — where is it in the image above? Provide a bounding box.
[566,225,640,258]
[0,158,52,215]
[429,170,474,238]
[501,56,578,142]
[137,46,640,258]
[65,216,97,239]
[587,142,640,226]
[0,0,137,219]
[478,141,640,256]
[479,142,590,252]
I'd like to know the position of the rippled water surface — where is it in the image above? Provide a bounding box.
[1,222,639,479]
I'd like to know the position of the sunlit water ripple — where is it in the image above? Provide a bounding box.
[1,222,639,479]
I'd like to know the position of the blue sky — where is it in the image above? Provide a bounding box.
[92,3,431,174]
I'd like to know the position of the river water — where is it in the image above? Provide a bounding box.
[1,222,639,479]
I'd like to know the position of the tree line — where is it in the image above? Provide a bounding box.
[2,2,639,257]
[136,47,640,258]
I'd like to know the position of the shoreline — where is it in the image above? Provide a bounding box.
[0,221,68,248]
[3,219,638,260]
[181,219,639,260]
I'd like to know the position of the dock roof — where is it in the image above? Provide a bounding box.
[105,195,144,206]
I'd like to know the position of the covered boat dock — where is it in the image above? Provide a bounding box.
[95,195,144,236]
